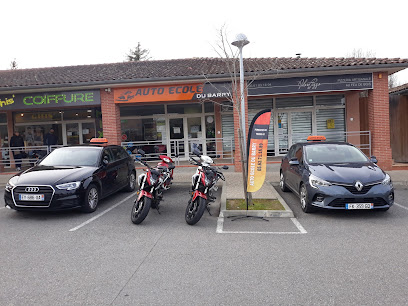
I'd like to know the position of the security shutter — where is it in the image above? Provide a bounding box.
[316,108,346,141]
[291,112,312,144]
[221,113,235,150]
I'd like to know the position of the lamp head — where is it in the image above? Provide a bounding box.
[232,33,249,48]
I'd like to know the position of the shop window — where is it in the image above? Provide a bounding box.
[167,103,201,114]
[276,96,313,108]
[62,109,95,120]
[120,105,165,116]
[316,95,345,106]
[121,118,166,142]
[0,113,7,124]
[14,111,62,123]
[204,102,214,113]
[316,108,345,142]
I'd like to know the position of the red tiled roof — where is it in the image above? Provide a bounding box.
[1,57,408,91]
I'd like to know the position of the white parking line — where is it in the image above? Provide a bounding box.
[69,192,136,232]
[216,215,307,234]
[393,202,408,211]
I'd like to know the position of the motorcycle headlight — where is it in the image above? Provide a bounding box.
[382,174,392,186]
[309,174,331,189]
[56,181,81,191]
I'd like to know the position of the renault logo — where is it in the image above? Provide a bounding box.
[25,187,39,193]
[354,181,364,191]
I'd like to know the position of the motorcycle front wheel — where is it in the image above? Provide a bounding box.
[131,196,151,224]
[185,196,206,225]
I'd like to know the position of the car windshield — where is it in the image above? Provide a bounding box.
[305,144,369,164]
[40,147,101,167]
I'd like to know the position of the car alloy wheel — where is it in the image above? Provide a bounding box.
[280,173,289,192]
[88,187,99,210]
[300,184,315,213]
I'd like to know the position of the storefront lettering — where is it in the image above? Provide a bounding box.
[0,95,15,107]
[297,78,322,90]
[23,92,94,106]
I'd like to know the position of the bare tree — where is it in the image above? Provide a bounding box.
[126,42,151,61]
[10,59,18,69]
[347,48,376,58]
[388,74,399,89]
[199,25,279,206]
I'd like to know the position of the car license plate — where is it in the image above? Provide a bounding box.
[346,203,373,209]
[19,194,45,201]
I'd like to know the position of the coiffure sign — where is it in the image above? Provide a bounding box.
[0,90,101,110]
[248,73,373,96]
[114,83,231,103]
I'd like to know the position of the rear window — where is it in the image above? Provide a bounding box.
[305,144,368,164]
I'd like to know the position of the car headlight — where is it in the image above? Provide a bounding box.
[5,180,16,192]
[309,174,331,189]
[56,181,81,191]
[382,174,392,186]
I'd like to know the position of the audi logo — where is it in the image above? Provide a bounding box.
[25,187,39,193]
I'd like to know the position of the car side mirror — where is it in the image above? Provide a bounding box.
[103,156,109,166]
[370,156,378,164]
[222,165,229,170]
[289,158,300,166]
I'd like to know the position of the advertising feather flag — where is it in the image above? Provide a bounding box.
[247,109,272,193]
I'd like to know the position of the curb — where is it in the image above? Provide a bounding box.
[219,181,295,218]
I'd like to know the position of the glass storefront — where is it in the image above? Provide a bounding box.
[120,103,214,159]
[13,108,100,147]
[221,94,346,156]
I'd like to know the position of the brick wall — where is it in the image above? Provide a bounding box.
[367,72,392,170]
[100,89,121,145]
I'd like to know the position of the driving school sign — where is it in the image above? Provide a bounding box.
[0,90,101,110]
[114,83,231,103]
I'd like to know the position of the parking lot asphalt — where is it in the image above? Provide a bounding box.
[2,181,408,305]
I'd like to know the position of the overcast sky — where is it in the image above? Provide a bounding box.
[2,0,408,85]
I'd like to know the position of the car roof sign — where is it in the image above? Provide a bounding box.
[90,138,109,145]
[307,135,326,142]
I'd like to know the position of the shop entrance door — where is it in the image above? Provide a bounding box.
[169,118,185,157]
[275,111,312,155]
[186,117,204,157]
[65,123,80,145]
[169,116,204,159]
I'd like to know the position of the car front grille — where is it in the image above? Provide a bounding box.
[328,198,387,208]
[12,186,54,207]
[333,182,380,195]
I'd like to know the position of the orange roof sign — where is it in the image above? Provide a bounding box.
[90,138,108,145]
[307,135,326,142]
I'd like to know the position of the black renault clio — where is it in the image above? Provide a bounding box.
[280,136,394,213]
[4,139,136,213]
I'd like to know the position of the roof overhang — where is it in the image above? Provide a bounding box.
[1,63,407,95]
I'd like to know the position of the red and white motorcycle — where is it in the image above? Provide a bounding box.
[131,150,175,225]
[185,149,228,225]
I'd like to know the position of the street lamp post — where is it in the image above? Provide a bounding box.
[232,34,251,208]
[232,34,250,156]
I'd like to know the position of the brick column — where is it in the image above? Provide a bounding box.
[100,89,121,145]
[233,83,249,172]
[345,91,361,147]
[367,72,392,170]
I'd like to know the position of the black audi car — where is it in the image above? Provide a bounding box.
[280,136,394,213]
[4,139,136,213]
